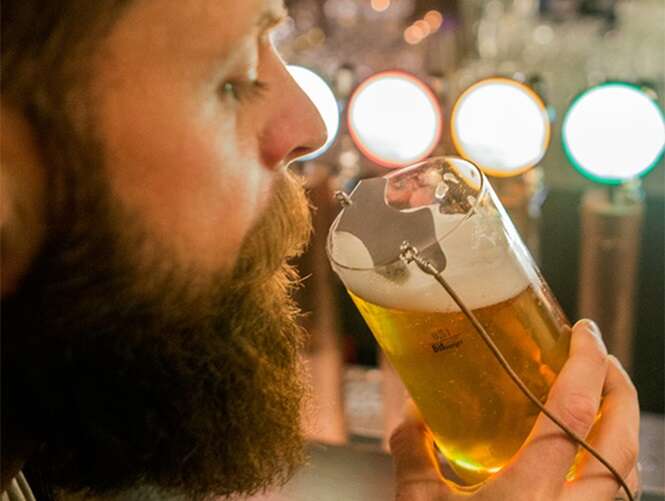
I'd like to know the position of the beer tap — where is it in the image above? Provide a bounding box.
[561,81,665,374]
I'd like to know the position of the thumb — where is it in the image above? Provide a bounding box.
[389,400,448,489]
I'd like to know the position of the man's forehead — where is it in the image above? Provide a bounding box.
[100,0,287,75]
[181,0,285,40]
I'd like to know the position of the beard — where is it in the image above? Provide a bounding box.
[1,120,313,500]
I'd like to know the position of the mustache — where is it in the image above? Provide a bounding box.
[231,170,313,290]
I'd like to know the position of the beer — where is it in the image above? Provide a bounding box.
[331,207,570,484]
[327,157,571,485]
[349,284,569,484]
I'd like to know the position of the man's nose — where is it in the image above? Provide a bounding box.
[282,67,328,164]
[259,61,328,169]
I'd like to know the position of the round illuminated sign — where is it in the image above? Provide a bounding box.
[562,82,665,184]
[347,71,442,168]
[451,77,551,177]
[287,65,340,161]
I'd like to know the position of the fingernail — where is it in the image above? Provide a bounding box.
[587,319,601,340]
[576,319,602,340]
[576,320,607,356]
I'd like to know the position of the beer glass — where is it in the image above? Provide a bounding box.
[327,157,571,485]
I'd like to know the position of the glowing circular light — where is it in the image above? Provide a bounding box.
[533,24,554,45]
[562,82,665,184]
[348,71,443,168]
[451,77,551,177]
[424,10,443,31]
[371,0,391,12]
[414,20,431,37]
[404,26,422,45]
[287,65,340,161]
[410,23,426,39]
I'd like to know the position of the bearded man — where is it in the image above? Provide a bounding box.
[1,1,639,500]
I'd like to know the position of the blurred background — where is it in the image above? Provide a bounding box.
[271,0,663,491]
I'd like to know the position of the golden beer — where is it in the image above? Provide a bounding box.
[349,285,570,484]
[327,157,573,486]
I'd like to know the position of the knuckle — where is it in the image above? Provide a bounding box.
[617,442,639,472]
[389,421,415,455]
[558,392,598,435]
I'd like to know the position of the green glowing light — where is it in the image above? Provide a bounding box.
[562,81,665,185]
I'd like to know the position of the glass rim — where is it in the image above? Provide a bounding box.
[326,156,488,272]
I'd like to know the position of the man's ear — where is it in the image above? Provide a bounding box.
[1,100,47,297]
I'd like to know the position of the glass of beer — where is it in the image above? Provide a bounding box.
[327,156,571,485]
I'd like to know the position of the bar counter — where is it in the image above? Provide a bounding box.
[248,413,664,501]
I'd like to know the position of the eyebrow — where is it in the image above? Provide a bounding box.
[256,2,287,33]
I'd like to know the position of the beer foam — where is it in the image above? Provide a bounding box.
[330,231,374,269]
[331,208,532,313]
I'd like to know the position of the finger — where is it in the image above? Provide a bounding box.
[618,465,641,500]
[390,400,449,490]
[507,320,608,491]
[567,356,640,500]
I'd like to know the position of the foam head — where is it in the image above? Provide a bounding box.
[328,157,532,313]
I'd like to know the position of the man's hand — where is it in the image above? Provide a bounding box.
[390,320,640,501]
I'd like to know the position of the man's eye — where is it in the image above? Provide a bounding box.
[221,80,268,103]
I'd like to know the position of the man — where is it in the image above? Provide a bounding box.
[1,1,639,500]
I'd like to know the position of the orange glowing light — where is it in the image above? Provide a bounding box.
[424,10,444,31]
[411,23,427,39]
[414,20,431,37]
[404,26,422,45]
[371,0,391,12]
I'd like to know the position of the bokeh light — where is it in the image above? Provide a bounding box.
[348,71,442,168]
[562,82,665,184]
[414,20,431,37]
[370,0,391,12]
[451,78,550,177]
[404,26,423,45]
[424,10,444,31]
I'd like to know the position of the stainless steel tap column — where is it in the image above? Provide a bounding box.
[578,185,644,374]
